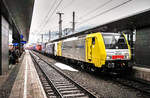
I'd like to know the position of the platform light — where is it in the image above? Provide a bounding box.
[20,34,24,39]
[13,43,19,46]
[21,41,27,44]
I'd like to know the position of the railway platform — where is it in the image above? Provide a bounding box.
[2,50,47,98]
[133,66,150,82]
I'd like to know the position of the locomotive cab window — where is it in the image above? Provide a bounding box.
[102,33,128,49]
[92,37,95,45]
[118,35,125,44]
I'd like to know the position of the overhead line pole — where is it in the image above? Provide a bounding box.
[57,12,64,38]
[72,11,75,32]
[39,0,63,33]
[70,11,76,33]
[49,30,51,42]
[41,34,43,43]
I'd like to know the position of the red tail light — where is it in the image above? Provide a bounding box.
[112,55,124,59]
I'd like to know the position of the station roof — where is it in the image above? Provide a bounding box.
[3,0,34,41]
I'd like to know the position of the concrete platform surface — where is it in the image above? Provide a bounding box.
[0,52,25,98]
[9,50,47,98]
[133,66,150,82]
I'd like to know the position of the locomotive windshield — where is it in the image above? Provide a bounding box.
[102,33,128,49]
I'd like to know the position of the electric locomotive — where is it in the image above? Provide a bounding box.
[42,32,131,72]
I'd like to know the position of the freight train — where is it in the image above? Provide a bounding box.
[33,32,132,72]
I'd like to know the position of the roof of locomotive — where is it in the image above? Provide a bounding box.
[101,32,121,35]
[47,32,121,44]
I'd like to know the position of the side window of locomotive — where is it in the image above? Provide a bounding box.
[92,37,95,45]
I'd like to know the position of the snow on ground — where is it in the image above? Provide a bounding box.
[55,62,78,72]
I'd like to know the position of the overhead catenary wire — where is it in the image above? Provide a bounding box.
[38,0,59,30]
[39,0,61,33]
[40,0,75,33]
[37,0,76,36]
[39,0,64,33]
[77,0,133,26]
[77,0,113,20]
[59,0,74,11]
[31,0,133,42]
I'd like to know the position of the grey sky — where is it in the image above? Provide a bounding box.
[29,0,150,43]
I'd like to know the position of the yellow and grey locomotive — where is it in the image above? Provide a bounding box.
[43,32,131,72]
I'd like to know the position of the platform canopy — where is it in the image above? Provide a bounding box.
[3,0,34,41]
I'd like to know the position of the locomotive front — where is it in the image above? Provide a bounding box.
[102,33,131,71]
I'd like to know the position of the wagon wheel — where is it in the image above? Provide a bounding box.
[81,64,85,70]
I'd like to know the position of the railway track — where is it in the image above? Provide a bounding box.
[30,51,96,98]
[32,50,150,97]
[112,76,150,96]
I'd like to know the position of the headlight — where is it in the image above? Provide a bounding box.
[125,53,129,59]
[106,55,112,60]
